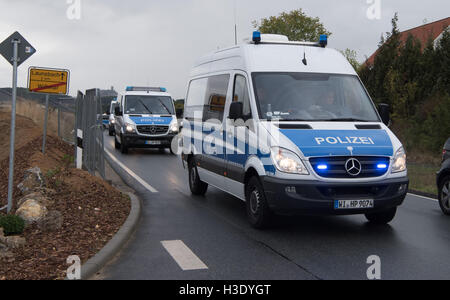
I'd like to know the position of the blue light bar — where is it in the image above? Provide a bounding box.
[317,164,328,170]
[319,35,328,47]
[126,86,167,92]
[377,163,388,169]
[253,31,261,44]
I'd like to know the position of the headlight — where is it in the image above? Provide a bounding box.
[125,123,135,133]
[392,147,407,173]
[271,147,309,175]
[111,119,116,124]
[169,122,179,133]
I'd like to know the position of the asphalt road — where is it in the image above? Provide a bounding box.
[99,132,450,280]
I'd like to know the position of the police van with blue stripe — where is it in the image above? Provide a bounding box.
[181,33,409,228]
[113,86,179,154]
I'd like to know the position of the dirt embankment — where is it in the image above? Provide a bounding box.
[0,97,75,142]
[0,112,130,280]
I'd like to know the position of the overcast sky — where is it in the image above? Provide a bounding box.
[0,0,448,99]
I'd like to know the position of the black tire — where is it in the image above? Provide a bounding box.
[114,135,120,149]
[188,159,208,195]
[245,176,273,229]
[108,127,114,136]
[365,207,397,225]
[120,135,128,154]
[438,176,450,216]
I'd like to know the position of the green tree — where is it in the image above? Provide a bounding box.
[253,9,331,42]
[358,13,450,154]
[340,49,361,71]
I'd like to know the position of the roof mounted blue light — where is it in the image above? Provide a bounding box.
[319,35,328,48]
[125,86,168,93]
[253,31,261,44]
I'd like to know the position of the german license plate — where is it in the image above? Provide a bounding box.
[334,199,374,210]
[146,140,161,145]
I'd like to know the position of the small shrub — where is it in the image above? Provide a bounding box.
[62,155,74,169]
[0,214,25,236]
[46,167,61,179]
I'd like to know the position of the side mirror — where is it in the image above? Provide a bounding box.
[378,103,390,126]
[176,108,183,118]
[228,102,243,121]
[114,106,122,116]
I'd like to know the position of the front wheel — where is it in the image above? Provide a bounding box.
[188,159,208,195]
[438,176,450,215]
[245,176,273,229]
[109,127,114,136]
[365,207,397,225]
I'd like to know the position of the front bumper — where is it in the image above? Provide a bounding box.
[262,176,409,215]
[122,132,176,148]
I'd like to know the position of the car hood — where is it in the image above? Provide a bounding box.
[279,129,394,157]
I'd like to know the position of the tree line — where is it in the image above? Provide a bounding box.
[358,14,449,154]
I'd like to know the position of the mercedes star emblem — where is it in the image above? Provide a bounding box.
[345,158,362,176]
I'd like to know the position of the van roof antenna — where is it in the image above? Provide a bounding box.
[234,0,238,45]
[302,46,308,66]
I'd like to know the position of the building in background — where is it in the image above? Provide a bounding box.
[365,17,449,66]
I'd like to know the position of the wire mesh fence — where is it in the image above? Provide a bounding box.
[0,89,77,145]
[75,89,105,178]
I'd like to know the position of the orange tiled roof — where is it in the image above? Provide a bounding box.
[365,17,449,66]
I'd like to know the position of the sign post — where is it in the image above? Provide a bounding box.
[0,32,36,213]
[28,67,70,154]
[42,94,49,154]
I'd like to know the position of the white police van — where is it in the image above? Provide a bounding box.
[181,33,409,228]
[114,86,179,154]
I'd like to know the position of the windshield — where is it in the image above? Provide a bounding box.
[125,95,174,115]
[252,73,380,122]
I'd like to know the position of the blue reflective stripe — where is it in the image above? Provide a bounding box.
[280,129,393,157]
[129,116,172,125]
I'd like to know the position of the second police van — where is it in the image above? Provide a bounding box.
[114,86,179,154]
[181,33,409,228]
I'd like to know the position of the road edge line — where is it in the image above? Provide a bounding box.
[104,149,158,193]
[407,192,438,202]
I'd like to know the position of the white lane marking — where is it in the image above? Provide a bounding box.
[104,149,158,193]
[408,193,438,202]
[161,240,208,271]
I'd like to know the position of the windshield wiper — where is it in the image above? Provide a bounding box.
[279,119,312,122]
[137,99,153,114]
[157,98,172,115]
[319,118,372,122]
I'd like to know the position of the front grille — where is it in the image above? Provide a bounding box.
[137,125,169,135]
[309,156,390,178]
[317,185,389,199]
